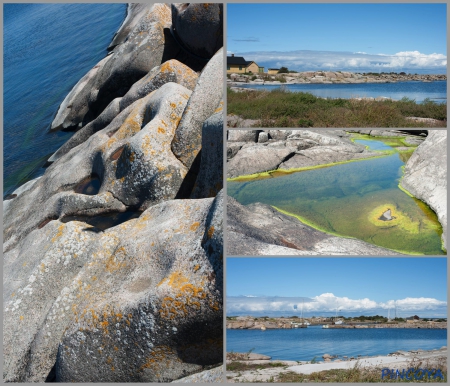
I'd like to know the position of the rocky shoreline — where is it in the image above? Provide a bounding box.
[227,130,446,255]
[226,348,447,382]
[227,71,446,85]
[4,4,223,382]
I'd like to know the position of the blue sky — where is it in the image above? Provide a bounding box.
[227,258,447,317]
[227,4,447,73]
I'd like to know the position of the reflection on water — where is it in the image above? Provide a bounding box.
[228,138,443,255]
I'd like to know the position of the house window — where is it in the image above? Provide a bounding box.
[227,66,230,70]
[239,66,242,70]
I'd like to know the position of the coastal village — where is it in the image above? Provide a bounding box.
[226,315,447,330]
[227,54,447,84]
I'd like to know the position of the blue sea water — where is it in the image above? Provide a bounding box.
[227,327,447,361]
[235,81,447,103]
[3,3,126,195]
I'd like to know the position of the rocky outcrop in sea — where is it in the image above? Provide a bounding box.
[3,3,223,382]
[228,71,446,85]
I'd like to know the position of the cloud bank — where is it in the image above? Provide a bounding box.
[227,293,447,317]
[231,50,447,73]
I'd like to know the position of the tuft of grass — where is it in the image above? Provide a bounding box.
[227,88,446,127]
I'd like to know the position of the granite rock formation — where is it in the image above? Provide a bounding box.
[4,3,223,382]
[400,130,447,249]
[227,130,381,179]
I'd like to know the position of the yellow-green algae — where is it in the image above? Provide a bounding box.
[228,135,443,255]
[227,153,391,182]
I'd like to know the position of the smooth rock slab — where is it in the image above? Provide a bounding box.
[228,146,296,179]
[171,48,224,168]
[51,3,172,131]
[227,196,404,256]
[400,130,447,249]
[4,197,223,382]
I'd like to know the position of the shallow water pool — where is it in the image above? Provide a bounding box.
[228,137,443,255]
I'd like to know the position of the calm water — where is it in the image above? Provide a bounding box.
[227,327,447,361]
[3,3,126,195]
[228,137,443,255]
[236,81,447,103]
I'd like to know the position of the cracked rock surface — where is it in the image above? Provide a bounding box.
[4,3,223,382]
[227,130,380,179]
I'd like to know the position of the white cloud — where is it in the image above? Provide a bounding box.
[234,50,447,73]
[227,293,447,317]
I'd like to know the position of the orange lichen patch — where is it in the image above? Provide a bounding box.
[158,271,206,318]
[190,222,200,232]
[92,276,97,281]
[106,357,113,364]
[139,346,180,374]
[114,346,119,351]
[157,127,166,134]
[181,94,189,100]
[207,226,215,239]
[209,301,220,311]
[104,247,128,273]
[193,265,200,272]
[160,61,174,73]
[19,315,24,321]
[170,102,176,109]
[51,224,66,243]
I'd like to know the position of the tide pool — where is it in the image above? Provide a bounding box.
[227,136,443,255]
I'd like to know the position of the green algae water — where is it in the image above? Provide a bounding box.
[228,137,443,255]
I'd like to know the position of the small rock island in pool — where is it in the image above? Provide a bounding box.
[227,129,446,256]
[3,3,224,383]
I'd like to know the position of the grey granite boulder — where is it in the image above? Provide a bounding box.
[4,197,223,382]
[171,48,224,168]
[228,130,260,142]
[48,60,198,163]
[4,83,193,253]
[400,130,447,249]
[191,110,224,199]
[171,3,223,59]
[171,365,224,383]
[227,130,381,178]
[227,196,404,256]
[227,145,296,179]
[108,4,151,50]
[51,4,172,132]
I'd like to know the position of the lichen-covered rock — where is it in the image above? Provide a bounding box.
[51,4,172,132]
[171,48,224,168]
[4,4,223,382]
[4,83,193,252]
[4,197,223,382]
[171,3,223,59]
[400,130,447,249]
[49,60,198,163]
[191,108,224,199]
